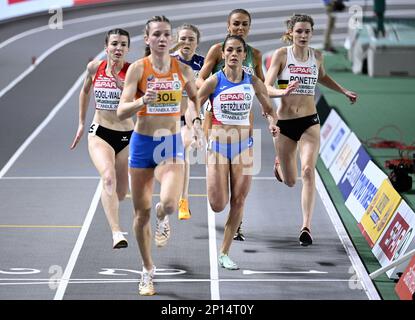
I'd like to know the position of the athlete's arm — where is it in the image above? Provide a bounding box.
[317,51,358,104]
[198,75,217,140]
[181,63,201,123]
[196,43,221,88]
[181,63,204,148]
[252,75,279,137]
[117,61,154,120]
[110,62,126,90]
[203,110,212,141]
[70,60,100,149]
[253,47,265,81]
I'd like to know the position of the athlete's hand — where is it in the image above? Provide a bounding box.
[344,90,358,104]
[269,123,280,137]
[284,80,300,96]
[110,63,124,90]
[70,124,84,150]
[190,122,204,149]
[143,85,158,104]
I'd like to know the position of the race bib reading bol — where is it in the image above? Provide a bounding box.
[147,80,182,114]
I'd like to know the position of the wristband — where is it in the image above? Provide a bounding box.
[192,117,202,124]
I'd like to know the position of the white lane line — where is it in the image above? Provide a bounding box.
[206,167,220,300]
[1,176,100,180]
[1,176,297,180]
[208,204,220,300]
[2,2,398,99]
[243,270,328,275]
[0,29,137,177]
[0,23,134,99]
[53,180,102,300]
[2,1,414,98]
[1,278,358,286]
[0,0,277,49]
[315,171,381,300]
[0,70,85,178]
[189,176,302,181]
[2,0,414,49]
[0,35,110,177]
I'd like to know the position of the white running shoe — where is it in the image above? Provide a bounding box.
[139,266,156,296]
[155,203,170,247]
[112,231,128,249]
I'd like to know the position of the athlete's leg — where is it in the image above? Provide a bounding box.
[179,125,193,219]
[206,149,230,213]
[181,125,193,199]
[114,145,130,201]
[234,113,255,240]
[276,134,299,188]
[272,135,284,182]
[88,135,121,233]
[298,124,320,231]
[152,159,185,247]
[155,159,185,218]
[221,148,252,256]
[130,167,155,271]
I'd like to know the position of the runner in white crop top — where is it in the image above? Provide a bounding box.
[277,46,318,96]
[264,14,357,247]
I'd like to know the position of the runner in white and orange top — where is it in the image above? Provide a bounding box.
[70,28,133,250]
[264,14,357,246]
[117,16,203,296]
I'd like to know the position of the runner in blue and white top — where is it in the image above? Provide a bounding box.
[196,9,265,242]
[210,69,254,127]
[198,35,278,270]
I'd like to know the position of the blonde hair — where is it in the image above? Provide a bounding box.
[281,14,314,44]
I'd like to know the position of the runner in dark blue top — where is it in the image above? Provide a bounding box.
[171,24,207,221]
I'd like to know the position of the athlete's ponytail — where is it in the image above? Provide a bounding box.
[144,45,151,57]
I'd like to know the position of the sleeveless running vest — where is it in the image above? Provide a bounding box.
[93,60,130,110]
[277,46,318,96]
[212,44,256,76]
[136,57,185,117]
[210,70,254,126]
[171,52,204,97]
[171,52,204,77]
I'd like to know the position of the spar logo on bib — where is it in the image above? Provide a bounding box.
[148,80,182,91]
[219,92,252,101]
[220,93,244,101]
[149,81,173,90]
[289,64,312,75]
